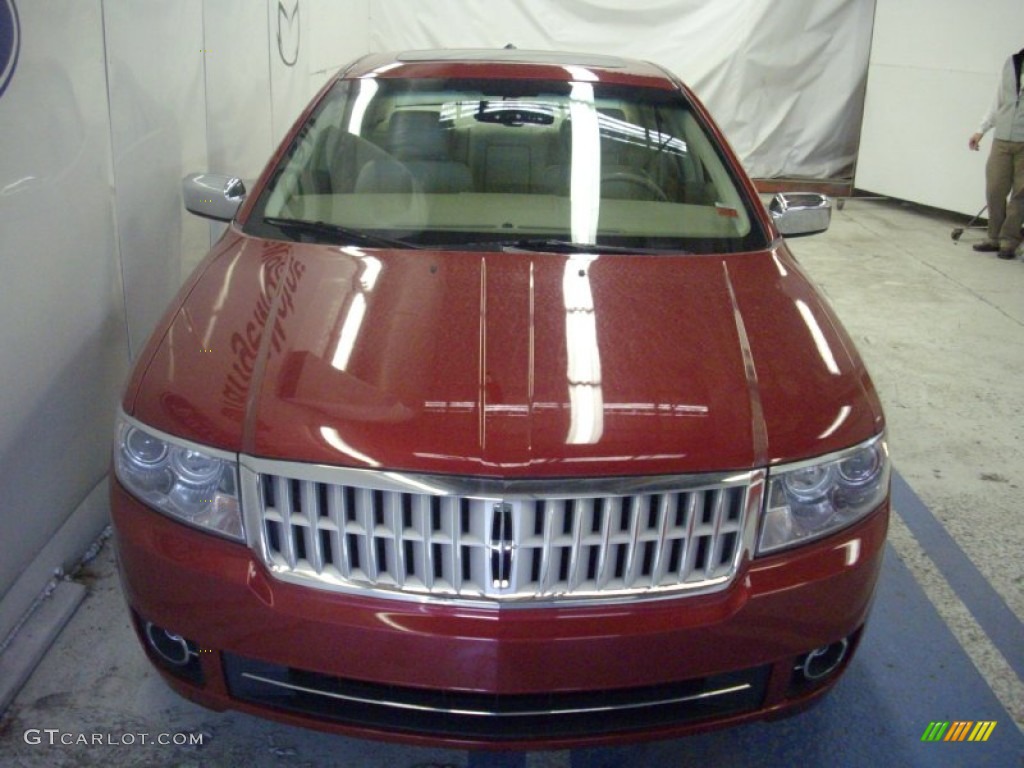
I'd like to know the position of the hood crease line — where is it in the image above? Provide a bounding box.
[722,262,768,467]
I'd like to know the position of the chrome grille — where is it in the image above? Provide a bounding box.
[241,458,762,606]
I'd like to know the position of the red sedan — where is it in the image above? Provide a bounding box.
[111,49,889,748]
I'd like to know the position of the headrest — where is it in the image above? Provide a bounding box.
[388,111,448,160]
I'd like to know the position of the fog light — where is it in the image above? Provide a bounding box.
[799,639,848,681]
[137,616,205,686]
[145,622,193,666]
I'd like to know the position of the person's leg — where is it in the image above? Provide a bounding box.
[997,140,1024,254]
[985,139,1013,246]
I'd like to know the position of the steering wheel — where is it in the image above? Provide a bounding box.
[600,172,669,202]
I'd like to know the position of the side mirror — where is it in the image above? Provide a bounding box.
[182,173,246,222]
[768,193,831,237]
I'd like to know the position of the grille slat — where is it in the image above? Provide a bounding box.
[278,477,297,568]
[302,480,323,574]
[387,492,405,587]
[414,495,431,591]
[355,488,375,581]
[448,497,462,594]
[650,493,673,586]
[624,495,645,588]
[251,464,756,605]
[681,491,701,583]
[326,484,349,579]
[706,489,726,579]
[538,500,555,594]
[593,496,610,590]
[567,498,588,591]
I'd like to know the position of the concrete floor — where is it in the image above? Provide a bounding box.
[0,197,1022,767]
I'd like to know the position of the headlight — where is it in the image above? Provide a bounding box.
[758,434,889,555]
[114,414,243,541]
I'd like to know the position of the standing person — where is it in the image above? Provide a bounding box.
[969,47,1024,260]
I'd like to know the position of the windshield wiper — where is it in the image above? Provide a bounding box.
[264,217,420,249]
[450,238,684,255]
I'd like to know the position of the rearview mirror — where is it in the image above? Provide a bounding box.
[183,173,246,222]
[474,104,554,126]
[769,193,831,237]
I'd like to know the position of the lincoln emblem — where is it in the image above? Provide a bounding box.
[489,502,515,589]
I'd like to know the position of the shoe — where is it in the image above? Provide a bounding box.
[997,250,1016,260]
[973,242,1000,252]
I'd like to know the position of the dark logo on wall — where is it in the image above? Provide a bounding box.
[277,0,299,67]
[0,0,20,99]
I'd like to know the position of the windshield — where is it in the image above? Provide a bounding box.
[246,77,767,253]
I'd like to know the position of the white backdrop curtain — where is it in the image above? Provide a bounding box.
[368,0,876,179]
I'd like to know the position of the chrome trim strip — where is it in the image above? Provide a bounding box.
[116,410,237,462]
[766,433,888,475]
[239,672,752,718]
[240,455,760,497]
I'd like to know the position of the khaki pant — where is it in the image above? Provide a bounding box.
[985,139,1024,249]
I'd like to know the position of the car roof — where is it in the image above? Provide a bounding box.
[341,49,679,89]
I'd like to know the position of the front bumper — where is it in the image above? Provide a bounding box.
[111,479,888,749]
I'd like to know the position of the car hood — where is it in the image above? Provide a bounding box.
[129,235,883,476]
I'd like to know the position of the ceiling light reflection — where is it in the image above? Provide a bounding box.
[564,65,598,82]
[380,472,447,495]
[369,62,402,77]
[818,405,852,439]
[839,538,861,567]
[569,82,600,245]
[202,251,242,349]
[320,426,380,467]
[358,255,382,291]
[330,255,382,371]
[331,293,366,371]
[597,113,687,156]
[348,77,379,136]
[564,255,603,445]
[771,251,789,277]
[795,299,840,375]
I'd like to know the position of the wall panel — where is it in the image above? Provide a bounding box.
[269,0,314,144]
[309,0,370,84]
[203,0,275,181]
[0,0,128,644]
[856,0,1024,215]
[103,0,208,350]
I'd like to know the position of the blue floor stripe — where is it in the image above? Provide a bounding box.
[564,543,1023,767]
[468,751,527,767]
[891,470,1024,681]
